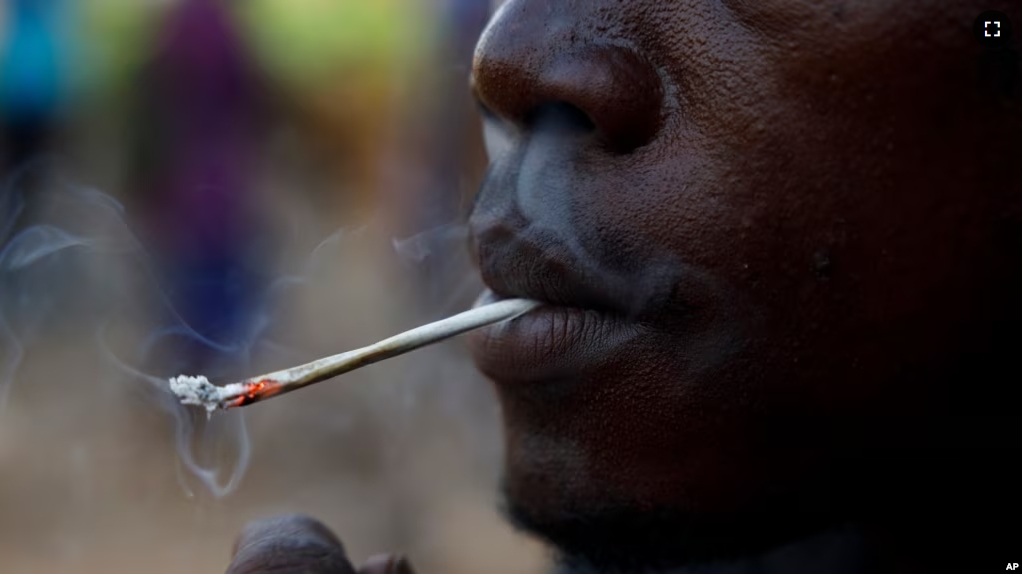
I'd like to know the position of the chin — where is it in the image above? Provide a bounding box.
[495,440,850,572]
[501,483,845,572]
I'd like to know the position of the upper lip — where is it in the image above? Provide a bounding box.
[471,211,635,317]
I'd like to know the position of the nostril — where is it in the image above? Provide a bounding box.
[539,47,664,153]
[524,102,596,134]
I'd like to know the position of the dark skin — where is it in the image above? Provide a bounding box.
[227,1,1019,572]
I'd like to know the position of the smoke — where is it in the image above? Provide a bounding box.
[481,103,690,319]
[0,164,126,409]
[0,160,499,502]
[0,164,269,498]
[392,222,483,317]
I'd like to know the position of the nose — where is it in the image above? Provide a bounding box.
[471,4,664,153]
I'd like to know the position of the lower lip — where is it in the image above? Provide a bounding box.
[467,293,645,384]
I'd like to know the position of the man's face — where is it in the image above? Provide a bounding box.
[467,0,1017,567]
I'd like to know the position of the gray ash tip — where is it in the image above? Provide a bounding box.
[169,375,222,414]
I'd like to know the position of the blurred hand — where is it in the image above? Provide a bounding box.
[225,514,415,574]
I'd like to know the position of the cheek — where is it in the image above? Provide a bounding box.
[578,147,741,274]
[571,119,904,420]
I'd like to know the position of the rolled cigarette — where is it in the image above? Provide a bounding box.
[169,297,540,413]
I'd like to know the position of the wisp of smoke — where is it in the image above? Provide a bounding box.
[0,160,496,500]
[487,104,688,318]
[0,164,271,498]
[392,222,483,317]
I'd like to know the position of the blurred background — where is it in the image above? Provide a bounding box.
[0,0,551,572]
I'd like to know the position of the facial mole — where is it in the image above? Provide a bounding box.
[832,1,846,21]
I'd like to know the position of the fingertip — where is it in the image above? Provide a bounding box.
[233,514,344,553]
[227,514,353,574]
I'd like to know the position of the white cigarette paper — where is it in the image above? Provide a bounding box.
[170,297,539,412]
